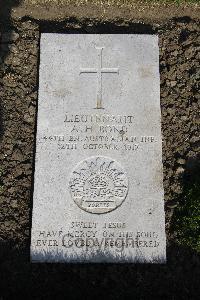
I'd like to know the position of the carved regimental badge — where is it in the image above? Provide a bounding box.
[69,156,128,214]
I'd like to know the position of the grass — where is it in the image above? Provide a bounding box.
[173,171,200,254]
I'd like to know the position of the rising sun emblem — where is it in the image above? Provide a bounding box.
[69,156,128,214]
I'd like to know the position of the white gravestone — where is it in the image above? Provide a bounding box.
[31,34,166,263]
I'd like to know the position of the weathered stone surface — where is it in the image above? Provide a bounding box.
[30,34,166,263]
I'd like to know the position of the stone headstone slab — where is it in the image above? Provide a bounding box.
[31,34,166,263]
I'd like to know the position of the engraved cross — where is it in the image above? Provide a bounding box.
[80,47,119,109]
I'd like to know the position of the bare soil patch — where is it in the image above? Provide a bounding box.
[1,0,200,22]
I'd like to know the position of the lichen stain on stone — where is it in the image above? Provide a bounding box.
[138,66,153,78]
[153,163,164,191]
[51,88,72,98]
[96,96,103,109]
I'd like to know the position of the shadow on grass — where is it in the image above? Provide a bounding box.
[0,241,199,299]
[171,154,200,254]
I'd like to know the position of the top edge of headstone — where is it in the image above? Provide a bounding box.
[40,33,159,38]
